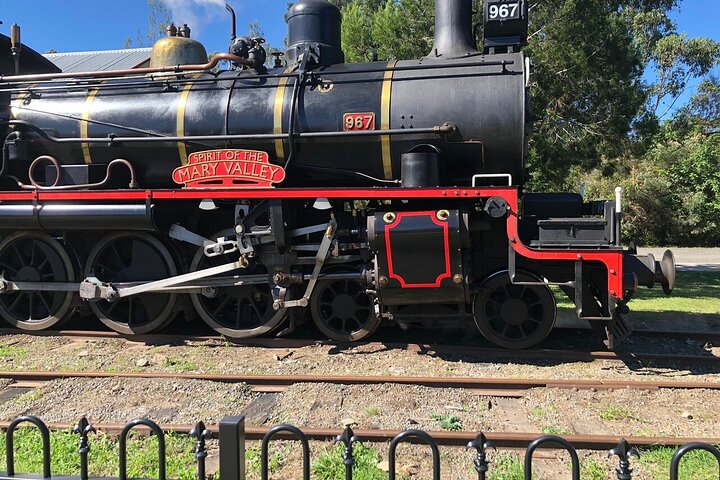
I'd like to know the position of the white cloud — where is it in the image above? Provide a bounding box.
[164,0,235,36]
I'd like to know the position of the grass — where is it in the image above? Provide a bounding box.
[541,425,568,435]
[599,404,633,421]
[364,406,381,417]
[582,459,607,480]
[430,413,462,431]
[0,427,210,479]
[246,444,284,474]
[0,345,28,359]
[555,270,720,319]
[489,453,525,480]
[639,445,720,480]
[163,356,198,372]
[313,443,386,480]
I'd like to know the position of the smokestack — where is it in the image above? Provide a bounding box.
[426,0,478,60]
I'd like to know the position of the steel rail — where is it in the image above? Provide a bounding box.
[1,370,719,393]
[0,420,715,450]
[0,328,717,365]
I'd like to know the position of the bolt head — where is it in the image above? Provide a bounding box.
[378,276,389,287]
[383,212,396,224]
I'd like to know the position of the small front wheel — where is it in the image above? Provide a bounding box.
[473,270,556,349]
[310,274,380,342]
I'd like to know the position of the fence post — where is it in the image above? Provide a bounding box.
[336,426,361,480]
[524,435,580,480]
[261,425,310,480]
[389,430,441,480]
[190,421,212,480]
[219,415,246,480]
[5,415,52,479]
[118,419,166,480]
[72,416,96,480]
[609,439,639,480]
[669,443,720,480]
[467,433,496,480]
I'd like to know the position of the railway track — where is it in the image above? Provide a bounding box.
[1,328,718,366]
[0,419,716,450]
[3,370,720,396]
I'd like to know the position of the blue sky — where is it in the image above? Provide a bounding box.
[2,0,718,112]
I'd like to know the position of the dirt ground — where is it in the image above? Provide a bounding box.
[0,330,718,479]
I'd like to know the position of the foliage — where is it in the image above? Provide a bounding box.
[599,404,633,421]
[0,428,210,479]
[313,442,386,480]
[430,413,462,431]
[489,453,525,480]
[124,0,171,48]
[639,445,720,480]
[582,459,608,480]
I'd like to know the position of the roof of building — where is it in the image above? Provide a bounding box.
[43,48,153,73]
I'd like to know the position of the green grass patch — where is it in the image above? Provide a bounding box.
[246,444,284,474]
[541,425,568,435]
[581,459,607,480]
[556,271,720,318]
[0,345,28,359]
[313,443,386,480]
[364,406,381,417]
[430,413,462,431]
[490,453,525,480]
[0,427,208,479]
[163,356,198,372]
[599,404,633,421]
[639,445,720,480]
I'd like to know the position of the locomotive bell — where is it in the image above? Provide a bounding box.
[149,23,208,68]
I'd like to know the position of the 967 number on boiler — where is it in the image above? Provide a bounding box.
[343,113,376,131]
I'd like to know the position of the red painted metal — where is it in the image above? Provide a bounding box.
[0,186,623,298]
[384,211,451,288]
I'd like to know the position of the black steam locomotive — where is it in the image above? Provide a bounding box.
[0,0,674,348]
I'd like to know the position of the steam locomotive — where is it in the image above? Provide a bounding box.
[0,0,674,348]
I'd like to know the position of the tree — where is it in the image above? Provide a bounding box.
[124,0,172,48]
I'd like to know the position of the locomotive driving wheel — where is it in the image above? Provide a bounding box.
[310,270,380,342]
[473,270,556,349]
[84,232,178,334]
[0,232,75,330]
[189,232,287,339]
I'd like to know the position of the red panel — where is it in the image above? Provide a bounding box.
[384,211,451,288]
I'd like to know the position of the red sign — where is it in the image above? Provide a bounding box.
[172,149,286,188]
[343,112,376,131]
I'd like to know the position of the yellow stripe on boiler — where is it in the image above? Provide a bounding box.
[381,60,397,180]
[81,88,100,165]
[273,67,295,161]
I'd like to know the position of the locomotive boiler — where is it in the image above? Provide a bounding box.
[0,0,674,349]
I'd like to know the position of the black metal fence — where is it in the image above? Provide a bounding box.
[0,414,719,479]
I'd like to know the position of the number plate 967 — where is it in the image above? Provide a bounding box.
[486,1,521,21]
[343,113,376,131]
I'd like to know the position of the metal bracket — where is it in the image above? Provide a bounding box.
[279,220,337,309]
[573,260,613,321]
[79,277,118,302]
[472,173,512,187]
[507,245,575,287]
